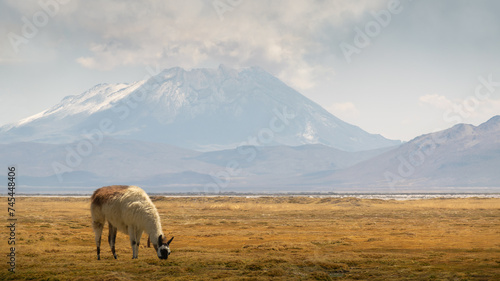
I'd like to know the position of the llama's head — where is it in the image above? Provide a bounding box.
[156,235,174,260]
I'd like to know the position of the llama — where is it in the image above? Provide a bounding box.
[90,185,174,260]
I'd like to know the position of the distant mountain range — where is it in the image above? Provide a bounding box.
[0,66,498,193]
[0,140,394,193]
[1,114,498,193]
[307,115,500,193]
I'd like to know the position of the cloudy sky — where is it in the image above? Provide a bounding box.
[1,0,499,141]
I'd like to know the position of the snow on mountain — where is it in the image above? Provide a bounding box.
[0,65,400,151]
[312,116,500,192]
[0,81,145,143]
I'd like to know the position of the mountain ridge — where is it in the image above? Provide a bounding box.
[310,115,500,191]
[0,139,396,193]
[0,117,497,193]
[0,65,400,152]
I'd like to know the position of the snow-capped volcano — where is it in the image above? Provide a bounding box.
[0,65,400,151]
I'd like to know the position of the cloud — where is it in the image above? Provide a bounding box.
[419,94,454,110]
[420,93,500,125]
[477,98,500,119]
[3,0,500,99]
[327,102,360,120]
[1,0,387,90]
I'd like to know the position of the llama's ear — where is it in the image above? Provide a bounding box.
[166,236,174,246]
[158,235,163,247]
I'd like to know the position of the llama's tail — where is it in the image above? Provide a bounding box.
[90,202,105,224]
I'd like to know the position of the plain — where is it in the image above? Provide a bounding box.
[1,196,499,280]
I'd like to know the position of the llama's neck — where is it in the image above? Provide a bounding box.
[145,213,164,247]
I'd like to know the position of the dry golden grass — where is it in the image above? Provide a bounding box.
[1,196,499,280]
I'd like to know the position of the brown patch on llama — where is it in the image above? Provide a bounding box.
[91,185,129,206]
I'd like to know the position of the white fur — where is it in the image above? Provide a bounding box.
[91,185,168,259]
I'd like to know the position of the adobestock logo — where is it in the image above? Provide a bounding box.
[7,0,70,53]
[212,0,244,20]
[51,64,163,183]
[196,106,296,194]
[340,0,407,64]
[443,74,500,124]
[383,73,499,188]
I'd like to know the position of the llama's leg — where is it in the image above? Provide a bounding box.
[128,226,138,259]
[92,220,104,260]
[108,222,118,259]
[135,229,143,258]
[91,204,105,260]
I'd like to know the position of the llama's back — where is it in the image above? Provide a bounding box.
[91,185,130,206]
[91,185,159,234]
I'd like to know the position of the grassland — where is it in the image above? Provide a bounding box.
[1,196,499,280]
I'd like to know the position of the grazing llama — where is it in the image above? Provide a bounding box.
[90,185,174,260]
